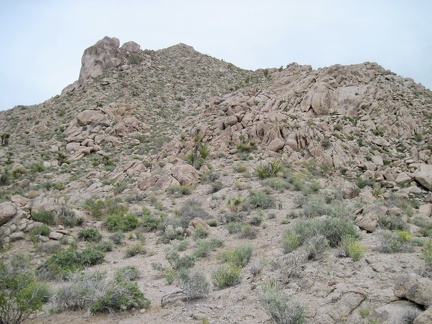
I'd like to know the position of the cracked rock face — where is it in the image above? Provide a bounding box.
[78,36,123,84]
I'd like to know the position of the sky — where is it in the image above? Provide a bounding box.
[1,0,431,111]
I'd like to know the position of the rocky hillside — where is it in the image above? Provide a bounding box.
[1,37,432,324]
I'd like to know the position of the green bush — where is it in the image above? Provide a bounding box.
[284,217,359,257]
[247,190,275,209]
[193,238,224,259]
[31,210,55,225]
[165,249,195,270]
[304,234,329,260]
[198,144,210,159]
[141,208,165,231]
[380,230,414,253]
[0,254,51,324]
[239,224,258,239]
[227,222,243,234]
[84,198,127,220]
[78,228,103,242]
[105,213,139,232]
[192,227,209,240]
[177,199,209,229]
[422,240,432,269]
[109,232,124,245]
[57,206,78,227]
[256,161,282,179]
[220,245,253,268]
[259,280,305,324]
[38,247,105,279]
[212,265,241,289]
[208,181,223,193]
[167,184,193,196]
[262,177,290,192]
[125,243,146,257]
[282,231,301,254]
[114,266,140,281]
[92,240,114,252]
[53,270,150,314]
[340,235,367,261]
[236,141,257,153]
[378,215,408,231]
[29,224,51,237]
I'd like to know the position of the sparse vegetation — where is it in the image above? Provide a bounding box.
[259,280,305,324]
[0,254,50,324]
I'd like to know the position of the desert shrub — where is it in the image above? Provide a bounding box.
[78,228,102,242]
[237,141,257,153]
[378,215,408,231]
[0,254,51,324]
[31,210,55,225]
[303,234,329,260]
[193,238,224,259]
[298,217,359,247]
[198,144,210,159]
[249,214,263,226]
[422,240,432,269]
[38,247,105,279]
[125,243,146,257]
[380,230,415,253]
[413,217,432,238]
[167,184,193,196]
[256,161,283,179]
[91,240,113,252]
[165,249,195,270]
[259,280,305,324]
[340,235,367,261]
[227,196,243,213]
[177,240,189,251]
[220,245,253,267]
[296,195,332,217]
[239,224,258,239]
[57,206,77,227]
[201,170,220,183]
[29,224,51,237]
[233,162,248,173]
[208,181,223,193]
[114,265,140,282]
[193,227,209,240]
[284,217,359,257]
[178,271,210,299]
[227,222,243,234]
[161,270,210,306]
[282,231,301,254]
[53,270,150,313]
[177,199,209,228]
[105,213,139,232]
[262,177,290,192]
[109,232,124,245]
[247,190,275,209]
[84,197,127,220]
[141,208,165,231]
[212,265,241,289]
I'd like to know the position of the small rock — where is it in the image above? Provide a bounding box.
[0,202,17,226]
[10,231,25,241]
[49,232,64,240]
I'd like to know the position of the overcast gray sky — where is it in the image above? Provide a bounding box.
[1,0,431,111]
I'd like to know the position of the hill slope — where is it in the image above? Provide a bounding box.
[1,37,432,324]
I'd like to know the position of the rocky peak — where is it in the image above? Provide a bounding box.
[78,36,143,85]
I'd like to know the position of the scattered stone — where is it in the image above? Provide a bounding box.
[414,164,432,191]
[48,231,64,240]
[355,211,378,232]
[0,202,17,226]
[394,273,432,307]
